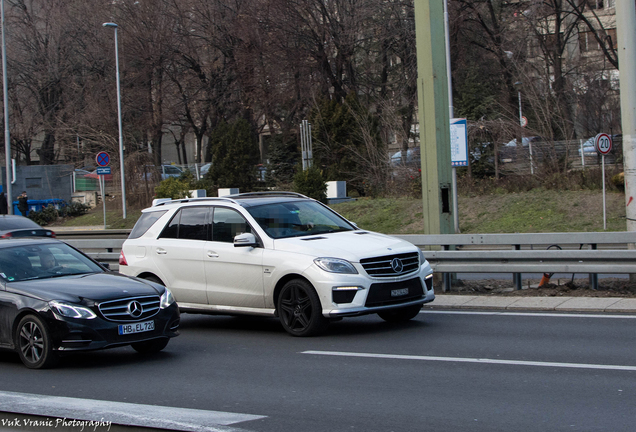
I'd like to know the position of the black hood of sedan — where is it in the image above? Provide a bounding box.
[5,272,162,303]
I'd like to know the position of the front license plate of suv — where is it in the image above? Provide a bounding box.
[391,288,409,297]
[118,320,155,335]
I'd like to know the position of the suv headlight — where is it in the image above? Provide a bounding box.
[314,258,358,274]
[49,300,97,319]
[160,287,176,308]
[418,248,426,266]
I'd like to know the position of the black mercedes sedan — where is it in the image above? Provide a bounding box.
[0,238,180,369]
[0,215,56,238]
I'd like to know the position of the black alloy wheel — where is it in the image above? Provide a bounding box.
[377,304,422,323]
[16,315,58,369]
[278,279,328,337]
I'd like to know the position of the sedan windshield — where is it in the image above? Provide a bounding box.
[246,200,355,239]
[0,242,104,282]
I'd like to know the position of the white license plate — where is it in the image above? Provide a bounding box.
[391,288,409,297]
[118,320,155,335]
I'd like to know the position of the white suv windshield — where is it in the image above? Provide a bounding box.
[246,200,355,239]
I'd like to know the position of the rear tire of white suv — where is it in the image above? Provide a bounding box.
[277,279,328,337]
[377,304,422,323]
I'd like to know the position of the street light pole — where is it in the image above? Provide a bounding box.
[102,22,126,219]
[1,0,12,214]
[514,81,533,174]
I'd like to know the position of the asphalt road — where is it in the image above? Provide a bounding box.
[1,310,636,432]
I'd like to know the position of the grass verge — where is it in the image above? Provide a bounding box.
[51,189,628,234]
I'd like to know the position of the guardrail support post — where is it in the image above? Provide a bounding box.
[513,244,522,290]
[589,243,599,290]
[441,244,452,292]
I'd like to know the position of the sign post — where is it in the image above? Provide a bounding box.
[96,152,111,229]
[450,118,468,233]
[595,133,613,230]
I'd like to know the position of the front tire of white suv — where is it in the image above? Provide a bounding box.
[277,279,328,337]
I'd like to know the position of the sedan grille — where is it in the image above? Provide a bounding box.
[360,252,419,278]
[98,295,160,322]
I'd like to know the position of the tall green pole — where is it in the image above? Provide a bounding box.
[414,0,453,235]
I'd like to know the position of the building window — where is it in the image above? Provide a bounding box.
[587,0,604,9]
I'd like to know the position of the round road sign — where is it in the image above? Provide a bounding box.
[594,133,612,155]
[520,116,528,128]
[96,151,110,167]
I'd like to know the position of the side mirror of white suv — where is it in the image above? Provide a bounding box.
[234,232,258,247]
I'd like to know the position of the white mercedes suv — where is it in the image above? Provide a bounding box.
[119,192,434,336]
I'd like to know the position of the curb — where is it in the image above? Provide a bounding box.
[426,294,636,313]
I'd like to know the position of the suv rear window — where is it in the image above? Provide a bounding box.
[129,211,167,239]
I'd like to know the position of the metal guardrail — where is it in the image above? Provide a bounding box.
[395,232,636,291]
[61,231,636,291]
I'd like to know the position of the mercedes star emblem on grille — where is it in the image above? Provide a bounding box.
[127,301,143,318]
[391,258,403,273]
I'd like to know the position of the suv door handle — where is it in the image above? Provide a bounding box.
[156,248,167,255]
[207,251,219,258]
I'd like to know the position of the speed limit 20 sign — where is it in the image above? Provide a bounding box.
[595,133,612,155]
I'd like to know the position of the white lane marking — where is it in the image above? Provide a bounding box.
[302,351,636,372]
[0,391,265,432]
[423,310,636,319]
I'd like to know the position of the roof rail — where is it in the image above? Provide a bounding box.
[229,191,309,199]
[153,197,238,207]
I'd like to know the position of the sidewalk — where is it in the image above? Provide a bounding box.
[428,294,636,313]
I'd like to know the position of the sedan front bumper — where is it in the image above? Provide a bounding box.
[44,303,180,352]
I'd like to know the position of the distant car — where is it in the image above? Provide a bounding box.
[0,238,180,368]
[198,163,212,179]
[503,136,541,147]
[578,137,597,156]
[161,165,184,179]
[0,215,55,239]
[390,147,420,166]
[499,136,543,163]
[144,165,184,181]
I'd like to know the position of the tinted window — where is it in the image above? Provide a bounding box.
[212,208,251,243]
[179,207,209,240]
[164,166,182,175]
[247,200,355,239]
[161,212,180,239]
[129,211,167,239]
[0,242,103,282]
[160,207,209,240]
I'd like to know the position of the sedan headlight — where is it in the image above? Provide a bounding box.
[160,287,176,308]
[314,258,358,274]
[49,301,97,319]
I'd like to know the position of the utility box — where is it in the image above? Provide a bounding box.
[189,189,206,198]
[326,181,346,199]
[218,188,239,197]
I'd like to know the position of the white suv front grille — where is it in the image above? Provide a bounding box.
[360,252,419,277]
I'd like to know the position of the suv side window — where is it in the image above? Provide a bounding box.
[212,207,251,243]
[160,207,209,240]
